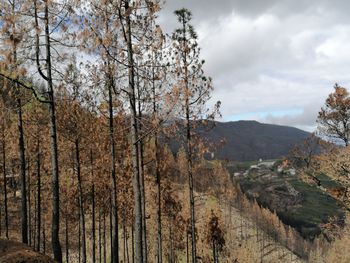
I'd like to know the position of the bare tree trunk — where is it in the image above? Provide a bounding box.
[75,140,86,263]
[169,223,174,263]
[136,68,147,263]
[36,1,62,260]
[28,158,32,246]
[45,10,62,263]
[43,217,46,254]
[126,226,130,263]
[2,137,8,239]
[185,70,197,263]
[91,150,96,263]
[212,240,216,263]
[186,233,189,263]
[99,209,102,263]
[152,65,162,263]
[18,98,28,244]
[9,0,28,244]
[124,1,142,261]
[33,188,37,250]
[107,66,119,263]
[65,214,69,263]
[123,208,130,263]
[216,244,219,263]
[103,213,106,263]
[92,184,96,263]
[132,221,135,263]
[109,196,114,261]
[123,208,126,263]
[155,156,162,263]
[260,227,264,263]
[180,13,197,262]
[78,205,81,263]
[0,196,2,237]
[139,135,147,263]
[36,138,41,252]
[12,178,15,199]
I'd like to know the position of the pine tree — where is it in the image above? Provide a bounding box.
[206,210,225,263]
[172,9,219,262]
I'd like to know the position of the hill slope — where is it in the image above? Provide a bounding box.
[0,239,54,263]
[203,120,310,161]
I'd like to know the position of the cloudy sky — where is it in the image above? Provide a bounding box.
[157,0,350,132]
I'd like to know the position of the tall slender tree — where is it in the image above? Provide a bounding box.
[34,0,63,257]
[32,0,73,260]
[0,101,9,239]
[81,2,123,260]
[123,1,143,259]
[0,0,29,244]
[172,8,219,262]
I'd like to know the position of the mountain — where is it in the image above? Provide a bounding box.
[201,120,311,161]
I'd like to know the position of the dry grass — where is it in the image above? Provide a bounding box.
[0,239,54,263]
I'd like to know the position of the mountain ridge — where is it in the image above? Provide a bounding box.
[202,120,311,161]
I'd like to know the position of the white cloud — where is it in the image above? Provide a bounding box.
[159,0,350,131]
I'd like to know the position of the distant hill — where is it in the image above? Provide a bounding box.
[198,120,311,161]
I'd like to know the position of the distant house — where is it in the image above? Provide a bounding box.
[258,161,275,169]
[277,160,297,176]
[287,168,296,176]
[278,159,290,172]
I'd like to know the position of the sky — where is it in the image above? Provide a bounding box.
[157,0,350,132]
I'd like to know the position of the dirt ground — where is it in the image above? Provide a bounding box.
[0,239,54,263]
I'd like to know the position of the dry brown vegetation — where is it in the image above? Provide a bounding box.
[1,1,350,262]
[0,239,54,263]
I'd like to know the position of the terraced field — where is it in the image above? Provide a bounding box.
[228,160,344,239]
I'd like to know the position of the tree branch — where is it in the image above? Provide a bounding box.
[0,72,51,104]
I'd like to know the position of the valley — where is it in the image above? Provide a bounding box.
[228,159,344,240]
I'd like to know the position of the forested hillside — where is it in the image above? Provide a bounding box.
[207,121,310,161]
[0,1,350,263]
[170,120,311,161]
